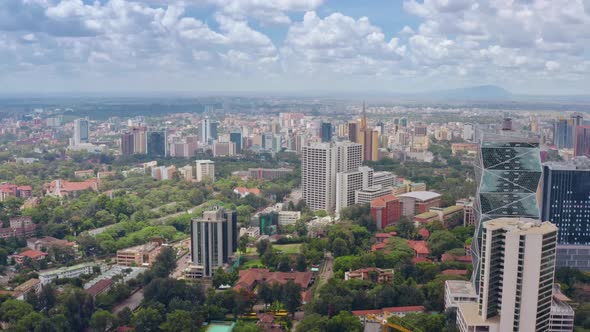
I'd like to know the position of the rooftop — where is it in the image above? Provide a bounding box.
[398,191,441,201]
[457,302,500,326]
[414,211,438,219]
[445,280,477,297]
[484,218,557,234]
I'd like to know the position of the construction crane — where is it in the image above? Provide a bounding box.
[381,316,422,332]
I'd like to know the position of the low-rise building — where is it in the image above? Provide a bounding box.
[44,179,99,197]
[444,280,478,310]
[398,191,441,217]
[14,278,41,300]
[278,211,301,226]
[116,241,163,267]
[39,263,97,285]
[14,249,48,264]
[344,267,394,283]
[371,195,402,229]
[248,167,294,180]
[355,185,393,205]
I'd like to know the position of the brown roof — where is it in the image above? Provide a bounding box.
[441,269,469,275]
[408,240,430,255]
[370,194,399,208]
[17,249,47,260]
[86,279,113,297]
[235,268,312,291]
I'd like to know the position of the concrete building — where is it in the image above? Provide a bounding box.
[116,241,163,267]
[398,191,441,217]
[574,126,590,157]
[355,185,393,205]
[278,211,301,226]
[213,141,236,157]
[444,280,478,310]
[336,166,373,213]
[248,167,294,180]
[178,165,194,181]
[39,263,98,285]
[371,194,402,229]
[456,218,573,332]
[190,207,237,278]
[195,160,215,182]
[73,118,89,146]
[301,142,362,212]
[372,171,401,188]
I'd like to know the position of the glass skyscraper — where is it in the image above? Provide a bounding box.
[542,157,590,270]
[471,128,542,290]
[147,130,167,157]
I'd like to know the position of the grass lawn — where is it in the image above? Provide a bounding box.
[242,259,265,268]
[274,243,302,254]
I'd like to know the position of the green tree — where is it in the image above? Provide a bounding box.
[332,238,349,257]
[233,321,263,332]
[132,307,164,332]
[281,280,302,317]
[160,310,195,332]
[428,230,461,257]
[326,311,363,332]
[89,309,116,332]
[296,313,328,332]
[397,218,416,239]
[0,299,34,324]
[151,246,177,278]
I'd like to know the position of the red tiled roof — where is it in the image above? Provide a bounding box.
[371,243,386,251]
[408,240,430,255]
[412,257,432,264]
[17,250,47,260]
[352,309,383,316]
[17,185,32,191]
[383,306,425,313]
[235,268,312,291]
[418,228,430,238]
[234,187,261,196]
[442,269,468,275]
[370,194,399,208]
[86,279,113,297]
[375,232,396,238]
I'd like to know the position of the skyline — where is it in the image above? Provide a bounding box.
[1,0,590,95]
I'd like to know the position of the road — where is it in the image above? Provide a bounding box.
[112,289,144,314]
[316,251,333,294]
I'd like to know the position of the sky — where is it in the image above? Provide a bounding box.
[0,0,589,95]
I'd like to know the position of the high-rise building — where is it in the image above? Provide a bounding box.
[302,142,362,212]
[321,122,332,142]
[190,207,237,277]
[210,121,219,141]
[120,132,134,156]
[471,129,542,290]
[553,114,582,149]
[574,126,590,157]
[195,160,215,182]
[147,130,167,157]
[542,157,590,270]
[348,121,359,143]
[212,141,236,157]
[456,218,566,332]
[200,117,211,145]
[336,166,373,212]
[230,131,242,154]
[73,118,89,146]
[130,126,147,154]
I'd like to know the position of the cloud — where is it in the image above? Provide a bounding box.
[206,0,324,25]
[281,11,405,76]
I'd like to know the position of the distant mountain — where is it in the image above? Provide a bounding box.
[426,85,513,101]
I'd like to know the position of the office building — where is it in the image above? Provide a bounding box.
[372,171,401,188]
[355,185,393,205]
[210,121,219,141]
[195,160,215,182]
[336,166,373,212]
[116,241,163,267]
[574,126,590,157]
[398,191,441,217]
[201,117,211,145]
[455,218,573,332]
[321,122,332,142]
[147,130,167,157]
[190,207,237,277]
[213,141,236,157]
[302,142,362,212]
[554,115,582,149]
[121,132,134,156]
[542,157,590,270]
[471,129,542,290]
[348,121,359,143]
[371,194,402,229]
[248,167,294,180]
[73,118,89,145]
[230,131,242,154]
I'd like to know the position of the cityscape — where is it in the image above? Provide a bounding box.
[1,1,590,332]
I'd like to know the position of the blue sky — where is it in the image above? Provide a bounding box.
[0,0,589,95]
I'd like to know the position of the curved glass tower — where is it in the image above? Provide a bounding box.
[471,128,542,291]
